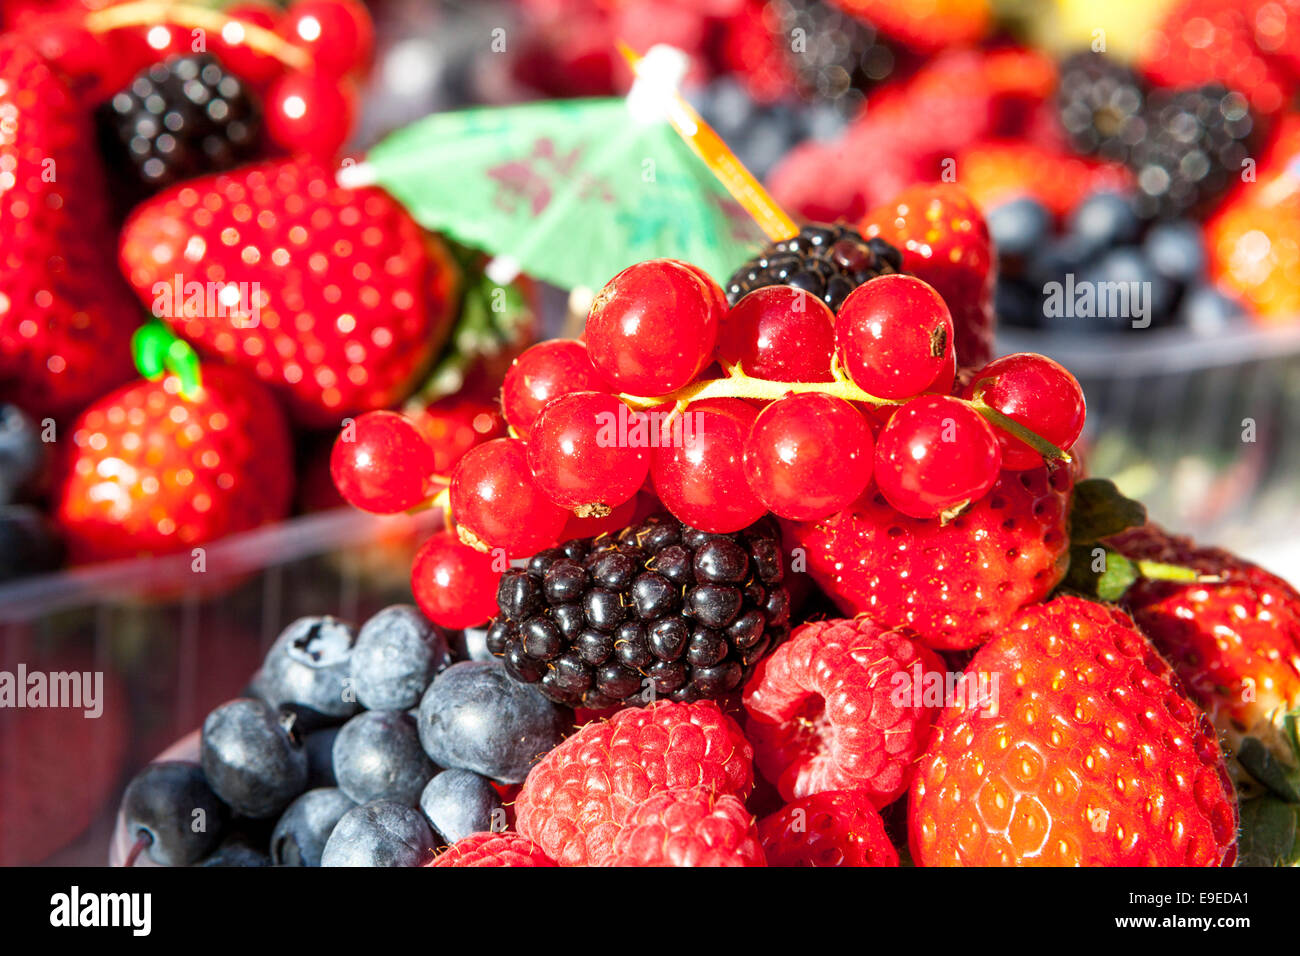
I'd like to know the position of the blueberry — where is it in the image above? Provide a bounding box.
[196,835,273,867]
[1144,220,1206,285]
[449,627,493,662]
[321,800,434,867]
[1181,284,1248,334]
[0,404,43,504]
[271,788,356,866]
[987,197,1053,266]
[260,616,359,722]
[200,698,308,818]
[302,726,340,789]
[1080,246,1176,328]
[995,279,1042,328]
[333,710,436,805]
[416,661,567,784]
[0,505,62,583]
[419,769,503,845]
[121,761,228,866]
[351,604,450,711]
[1066,191,1140,256]
[1028,235,1095,287]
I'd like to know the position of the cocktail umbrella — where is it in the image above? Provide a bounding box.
[337,46,782,290]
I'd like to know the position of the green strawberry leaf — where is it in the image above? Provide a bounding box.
[1068,477,1147,545]
[1238,736,1300,803]
[1238,796,1300,867]
[1062,544,1139,603]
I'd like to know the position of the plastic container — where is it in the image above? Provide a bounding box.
[997,323,1300,579]
[0,507,439,865]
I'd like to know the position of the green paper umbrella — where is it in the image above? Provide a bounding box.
[339,93,769,291]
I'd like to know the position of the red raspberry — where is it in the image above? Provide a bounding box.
[758,790,899,867]
[515,700,754,866]
[428,832,556,867]
[742,618,942,804]
[603,787,765,867]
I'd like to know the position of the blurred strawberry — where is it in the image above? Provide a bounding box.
[0,37,139,419]
[956,139,1134,218]
[830,0,990,51]
[1206,188,1300,321]
[54,365,293,563]
[118,157,460,426]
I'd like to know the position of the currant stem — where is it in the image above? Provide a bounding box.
[84,2,312,70]
[968,397,1072,463]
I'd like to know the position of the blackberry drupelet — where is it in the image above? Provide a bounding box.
[725,222,902,311]
[767,0,896,109]
[1056,51,1147,163]
[98,54,261,195]
[487,514,790,708]
[1127,85,1254,220]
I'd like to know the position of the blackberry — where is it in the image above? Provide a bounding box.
[1056,51,1147,163]
[1127,85,1254,220]
[489,514,790,708]
[767,0,896,110]
[97,54,261,196]
[725,222,902,311]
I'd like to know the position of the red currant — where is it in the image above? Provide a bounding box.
[500,339,609,433]
[716,286,835,382]
[409,394,506,475]
[743,393,874,521]
[450,437,567,557]
[277,0,374,77]
[411,529,502,629]
[675,260,729,316]
[526,391,649,514]
[650,398,767,533]
[212,3,285,85]
[873,395,1001,519]
[835,275,955,399]
[330,410,435,514]
[264,70,355,159]
[585,259,723,396]
[961,353,1086,470]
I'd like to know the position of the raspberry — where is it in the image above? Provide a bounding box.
[603,787,765,867]
[428,832,556,867]
[514,700,754,865]
[742,618,941,804]
[758,789,899,867]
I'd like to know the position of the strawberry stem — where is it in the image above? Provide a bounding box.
[84,2,311,71]
[1134,560,1217,584]
[131,322,203,401]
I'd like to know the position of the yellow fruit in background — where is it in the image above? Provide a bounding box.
[1005,0,1179,61]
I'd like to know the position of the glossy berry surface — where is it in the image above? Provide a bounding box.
[585,259,723,396]
[410,394,506,475]
[501,339,609,433]
[526,391,648,513]
[961,353,1086,470]
[411,529,503,629]
[277,0,374,77]
[650,398,766,533]
[758,790,899,867]
[450,438,567,556]
[715,286,835,382]
[873,395,1001,519]
[743,393,873,521]
[330,410,435,514]
[264,70,354,159]
[212,3,284,84]
[835,275,954,399]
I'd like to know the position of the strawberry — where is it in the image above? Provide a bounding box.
[0,37,139,418]
[1108,524,1300,773]
[829,0,991,52]
[117,157,460,426]
[53,364,293,563]
[783,463,1073,651]
[860,183,996,368]
[910,595,1239,866]
[955,140,1134,219]
[602,787,766,867]
[1206,177,1300,322]
[758,789,900,867]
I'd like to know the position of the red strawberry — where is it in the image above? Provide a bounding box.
[427,832,556,867]
[783,464,1073,651]
[53,365,293,563]
[118,157,459,426]
[742,617,941,804]
[860,183,996,368]
[1206,176,1300,322]
[758,789,899,867]
[1108,524,1300,768]
[0,37,138,418]
[602,787,766,867]
[0,650,129,864]
[910,595,1238,866]
[514,700,753,866]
